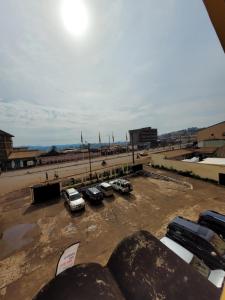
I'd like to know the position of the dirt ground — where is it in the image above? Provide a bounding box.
[1,167,225,299]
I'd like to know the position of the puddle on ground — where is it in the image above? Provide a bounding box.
[0,223,39,260]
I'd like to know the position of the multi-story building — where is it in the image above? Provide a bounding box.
[0,129,43,170]
[0,130,14,169]
[197,121,225,147]
[129,127,158,149]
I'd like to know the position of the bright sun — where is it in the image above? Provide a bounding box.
[61,0,89,36]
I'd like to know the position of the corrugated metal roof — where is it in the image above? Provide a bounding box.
[8,150,43,160]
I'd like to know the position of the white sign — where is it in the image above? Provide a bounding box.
[27,160,34,166]
[56,243,79,276]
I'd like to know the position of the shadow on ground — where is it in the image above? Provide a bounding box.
[121,193,136,202]
[23,197,61,215]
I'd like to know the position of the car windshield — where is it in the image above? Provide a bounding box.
[210,234,225,256]
[190,256,210,278]
[70,193,81,201]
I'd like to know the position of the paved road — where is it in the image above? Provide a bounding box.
[0,152,147,195]
[0,145,185,195]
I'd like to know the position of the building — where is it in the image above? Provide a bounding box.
[7,150,43,169]
[0,130,14,170]
[197,121,225,148]
[0,129,43,170]
[129,127,158,149]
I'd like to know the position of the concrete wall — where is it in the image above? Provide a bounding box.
[151,153,225,182]
[216,144,225,158]
[198,139,225,148]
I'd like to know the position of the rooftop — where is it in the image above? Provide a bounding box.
[100,182,111,188]
[67,188,78,195]
[199,158,225,166]
[8,150,43,160]
[197,121,225,133]
[200,211,225,223]
[89,187,101,194]
[0,129,14,137]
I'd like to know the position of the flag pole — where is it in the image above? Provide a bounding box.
[126,132,128,153]
[99,132,102,157]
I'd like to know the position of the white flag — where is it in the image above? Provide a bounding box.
[56,243,79,276]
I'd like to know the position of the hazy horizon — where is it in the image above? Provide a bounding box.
[1,0,225,146]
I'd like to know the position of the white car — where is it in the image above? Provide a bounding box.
[63,188,85,212]
[109,179,133,194]
[161,237,225,288]
[98,182,113,197]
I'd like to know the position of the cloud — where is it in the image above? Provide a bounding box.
[0,0,225,145]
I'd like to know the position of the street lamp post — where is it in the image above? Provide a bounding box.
[131,132,135,164]
[88,143,92,180]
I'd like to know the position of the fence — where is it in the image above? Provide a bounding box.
[61,163,143,189]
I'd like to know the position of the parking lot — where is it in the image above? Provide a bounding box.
[1,167,225,299]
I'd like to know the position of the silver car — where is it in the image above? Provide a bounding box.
[98,182,113,197]
[63,188,85,212]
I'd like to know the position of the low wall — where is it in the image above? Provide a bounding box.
[61,162,146,189]
[151,154,225,182]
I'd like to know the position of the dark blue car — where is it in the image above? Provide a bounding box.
[167,216,225,270]
[198,210,225,240]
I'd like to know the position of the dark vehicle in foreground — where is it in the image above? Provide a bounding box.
[198,211,225,240]
[166,216,225,270]
[82,187,103,204]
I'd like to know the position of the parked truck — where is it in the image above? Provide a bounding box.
[109,179,133,194]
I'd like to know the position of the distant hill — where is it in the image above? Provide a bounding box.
[159,127,201,140]
[25,142,127,151]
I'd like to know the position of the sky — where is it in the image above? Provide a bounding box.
[0,0,225,146]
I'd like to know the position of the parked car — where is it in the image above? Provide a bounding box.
[161,236,225,288]
[166,216,225,270]
[109,179,133,193]
[82,187,103,204]
[62,188,85,212]
[198,210,225,240]
[97,182,113,197]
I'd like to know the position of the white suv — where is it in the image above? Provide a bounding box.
[109,179,133,194]
[63,188,85,212]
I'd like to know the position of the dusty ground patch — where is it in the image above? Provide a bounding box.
[1,168,225,299]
